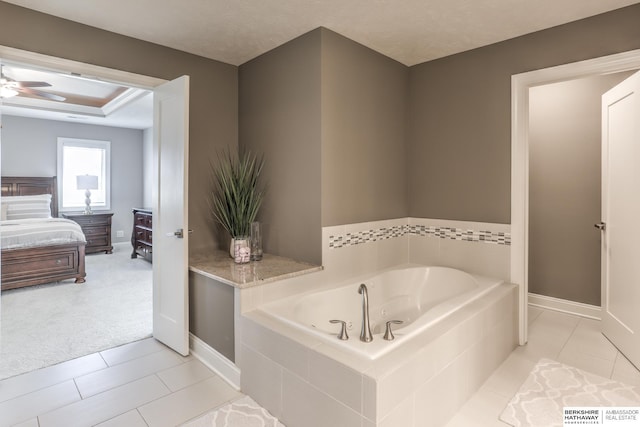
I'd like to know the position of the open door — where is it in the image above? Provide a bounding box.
[601,70,640,368]
[152,76,189,355]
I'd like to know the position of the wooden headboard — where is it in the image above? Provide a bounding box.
[1,176,59,217]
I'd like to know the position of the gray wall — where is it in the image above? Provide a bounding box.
[528,72,633,306]
[0,1,238,255]
[239,29,323,264]
[189,272,235,362]
[321,29,408,226]
[239,28,408,264]
[407,3,640,224]
[142,128,153,208]
[1,115,144,244]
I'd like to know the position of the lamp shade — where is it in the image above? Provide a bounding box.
[0,86,18,98]
[76,174,99,190]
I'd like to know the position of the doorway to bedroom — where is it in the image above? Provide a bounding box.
[0,56,161,380]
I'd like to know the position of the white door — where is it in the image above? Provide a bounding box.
[152,76,190,355]
[601,70,640,368]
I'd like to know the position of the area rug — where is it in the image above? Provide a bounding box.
[500,358,640,427]
[0,243,152,380]
[182,396,285,427]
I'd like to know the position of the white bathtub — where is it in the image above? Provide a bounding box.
[260,265,503,359]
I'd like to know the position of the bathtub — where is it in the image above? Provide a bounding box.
[260,265,503,359]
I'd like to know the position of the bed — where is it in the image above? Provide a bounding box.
[1,176,87,291]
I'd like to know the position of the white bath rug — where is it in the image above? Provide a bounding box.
[500,358,640,427]
[182,396,285,427]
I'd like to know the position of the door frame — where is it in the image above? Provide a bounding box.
[511,48,640,345]
[0,44,189,345]
[0,45,166,89]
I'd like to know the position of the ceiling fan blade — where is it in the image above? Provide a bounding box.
[19,87,66,102]
[17,81,52,88]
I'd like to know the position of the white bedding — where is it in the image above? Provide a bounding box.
[1,218,86,250]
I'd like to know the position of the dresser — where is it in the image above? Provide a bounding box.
[131,208,152,262]
[62,212,114,254]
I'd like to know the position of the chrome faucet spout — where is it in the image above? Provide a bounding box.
[358,284,373,342]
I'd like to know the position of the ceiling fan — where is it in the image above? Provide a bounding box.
[0,66,66,101]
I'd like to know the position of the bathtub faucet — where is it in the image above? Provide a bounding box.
[358,284,373,342]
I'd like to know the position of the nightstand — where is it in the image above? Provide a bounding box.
[62,212,114,254]
[131,208,152,262]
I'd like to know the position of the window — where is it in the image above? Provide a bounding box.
[57,138,111,212]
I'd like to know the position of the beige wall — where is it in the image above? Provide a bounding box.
[239,28,408,264]
[189,272,235,361]
[239,30,323,264]
[528,72,633,306]
[5,1,640,305]
[407,3,640,224]
[0,2,238,254]
[321,29,408,226]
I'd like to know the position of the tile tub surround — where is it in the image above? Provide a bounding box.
[328,221,510,249]
[239,217,511,319]
[238,282,518,426]
[323,218,511,284]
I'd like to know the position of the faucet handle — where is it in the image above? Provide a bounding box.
[383,320,403,341]
[329,320,349,340]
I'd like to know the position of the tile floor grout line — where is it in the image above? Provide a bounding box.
[99,337,165,368]
[54,374,172,427]
[154,360,219,393]
[0,355,105,405]
[149,381,245,427]
[154,370,172,392]
[609,351,622,379]
[136,407,151,427]
[555,315,582,358]
[72,376,83,401]
[178,395,242,426]
[0,378,85,426]
[77,369,172,401]
[98,351,110,369]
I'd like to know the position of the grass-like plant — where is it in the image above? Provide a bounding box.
[210,149,265,238]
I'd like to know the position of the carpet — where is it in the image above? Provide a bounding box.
[182,396,285,427]
[0,243,152,380]
[500,358,640,427]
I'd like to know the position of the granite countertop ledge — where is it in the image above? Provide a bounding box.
[189,250,323,289]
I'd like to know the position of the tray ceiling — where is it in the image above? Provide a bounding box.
[0,63,152,129]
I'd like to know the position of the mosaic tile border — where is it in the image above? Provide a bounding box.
[328,224,510,249]
[328,225,405,249]
[409,225,511,245]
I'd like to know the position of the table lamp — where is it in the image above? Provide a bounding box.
[76,174,99,214]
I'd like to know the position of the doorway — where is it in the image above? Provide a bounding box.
[511,48,640,345]
[0,45,189,378]
[528,73,634,307]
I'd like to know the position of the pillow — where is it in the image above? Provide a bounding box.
[3,194,52,220]
[1,203,7,221]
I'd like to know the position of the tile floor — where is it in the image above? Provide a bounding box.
[1,307,639,427]
[0,338,241,427]
[444,306,640,427]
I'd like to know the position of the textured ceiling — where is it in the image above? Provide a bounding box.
[4,0,640,66]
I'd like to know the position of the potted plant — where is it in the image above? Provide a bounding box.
[210,149,265,263]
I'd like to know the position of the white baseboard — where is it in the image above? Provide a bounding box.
[189,333,241,390]
[528,293,601,320]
